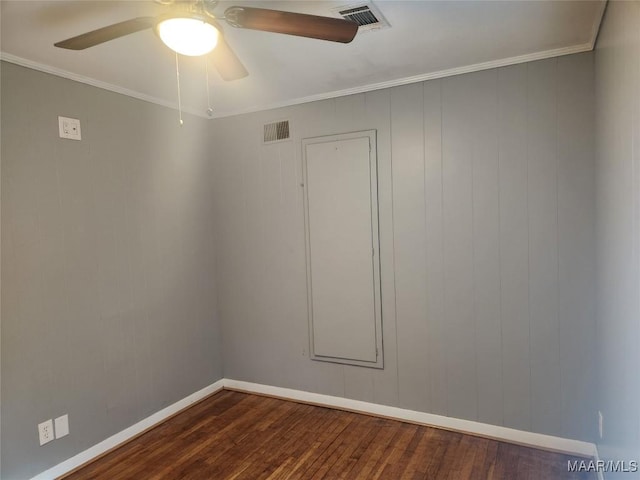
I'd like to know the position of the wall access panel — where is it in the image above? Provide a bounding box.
[302,130,383,368]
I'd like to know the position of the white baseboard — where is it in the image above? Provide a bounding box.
[31,377,597,479]
[224,379,598,459]
[30,379,225,480]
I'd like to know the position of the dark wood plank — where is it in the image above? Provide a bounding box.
[61,391,597,480]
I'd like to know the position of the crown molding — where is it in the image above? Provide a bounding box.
[0,52,209,119]
[590,0,608,50]
[210,41,595,119]
[2,1,604,121]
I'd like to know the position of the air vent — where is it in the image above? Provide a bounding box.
[335,2,390,31]
[263,120,290,144]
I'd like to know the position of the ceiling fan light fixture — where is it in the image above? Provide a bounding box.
[156,15,219,56]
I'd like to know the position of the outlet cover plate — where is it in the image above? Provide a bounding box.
[38,419,54,446]
[58,116,81,140]
[55,414,69,439]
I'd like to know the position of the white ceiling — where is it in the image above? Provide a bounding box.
[0,0,605,119]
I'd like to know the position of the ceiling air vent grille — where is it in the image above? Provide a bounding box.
[264,120,290,143]
[340,6,378,26]
[335,2,390,31]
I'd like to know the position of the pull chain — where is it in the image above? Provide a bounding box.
[205,58,213,117]
[175,52,184,126]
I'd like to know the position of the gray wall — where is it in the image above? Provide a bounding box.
[594,0,640,471]
[211,53,597,443]
[1,62,222,480]
[0,47,602,479]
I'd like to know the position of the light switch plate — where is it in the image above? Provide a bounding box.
[54,414,69,439]
[58,116,81,140]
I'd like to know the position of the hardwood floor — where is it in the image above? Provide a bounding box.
[62,390,596,480]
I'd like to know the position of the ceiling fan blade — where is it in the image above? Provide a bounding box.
[211,35,249,81]
[54,17,156,50]
[224,7,358,44]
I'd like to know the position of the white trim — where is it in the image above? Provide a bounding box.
[208,42,594,119]
[589,0,608,50]
[3,40,594,120]
[30,378,598,479]
[29,380,225,480]
[224,379,598,459]
[0,52,209,119]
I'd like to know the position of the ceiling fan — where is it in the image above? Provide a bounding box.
[54,0,359,81]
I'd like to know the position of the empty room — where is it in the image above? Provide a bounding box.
[1,0,639,479]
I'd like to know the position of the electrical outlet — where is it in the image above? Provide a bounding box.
[38,419,54,446]
[598,411,604,439]
[58,116,81,141]
[55,414,69,439]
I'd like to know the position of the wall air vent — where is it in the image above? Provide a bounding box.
[263,120,291,144]
[334,2,390,32]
